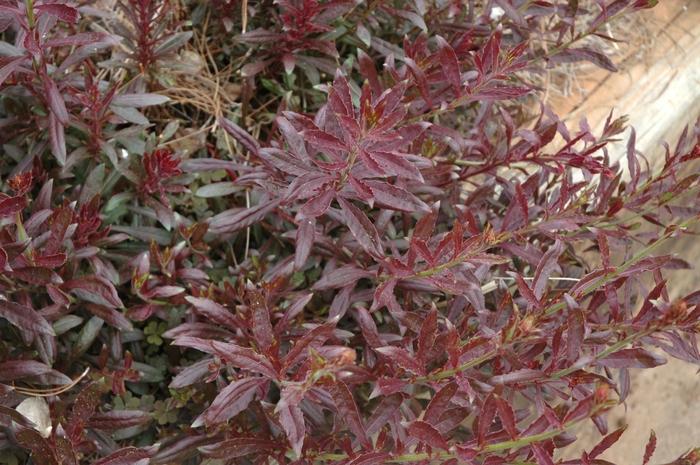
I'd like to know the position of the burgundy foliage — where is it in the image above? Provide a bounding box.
[0,0,699,464]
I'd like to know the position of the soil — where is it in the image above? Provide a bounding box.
[553,1,700,463]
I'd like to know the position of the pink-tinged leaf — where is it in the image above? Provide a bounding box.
[354,306,382,348]
[407,420,449,450]
[14,429,58,465]
[328,381,370,447]
[92,447,150,465]
[300,186,335,217]
[596,348,666,369]
[278,403,305,456]
[85,304,132,331]
[249,289,275,353]
[549,47,618,72]
[192,377,264,427]
[295,218,315,269]
[0,55,26,87]
[312,265,373,290]
[531,443,555,465]
[219,117,260,156]
[35,4,79,23]
[184,296,238,330]
[477,395,497,445]
[436,36,461,94]
[45,78,69,124]
[424,382,457,426]
[0,300,55,336]
[495,397,519,439]
[66,382,101,442]
[366,180,429,213]
[514,274,541,309]
[566,309,585,363]
[199,437,279,459]
[63,276,123,308]
[169,358,213,388]
[303,129,347,152]
[375,346,423,375]
[366,393,403,435]
[532,240,564,300]
[88,410,152,430]
[338,197,383,257]
[283,322,335,368]
[642,430,657,465]
[0,195,26,216]
[371,377,408,398]
[0,360,67,383]
[404,57,431,106]
[369,151,423,182]
[208,198,281,234]
[417,308,438,363]
[172,337,277,379]
[589,425,627,459]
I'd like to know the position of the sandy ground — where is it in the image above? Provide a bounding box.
[553,1,700,463]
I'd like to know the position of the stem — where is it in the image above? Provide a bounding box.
[25,0,35,28]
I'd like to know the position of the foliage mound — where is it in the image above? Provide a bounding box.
[0,1,699,464]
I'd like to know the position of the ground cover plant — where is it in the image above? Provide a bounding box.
[0,0,699,464]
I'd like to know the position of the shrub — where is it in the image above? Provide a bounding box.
[0,0,699,464]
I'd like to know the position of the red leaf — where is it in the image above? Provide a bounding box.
[35,4,79,23]
[67,382,101,443]
[417,308,438,363]
[375,346,423,375]
[219,117,260,156]
[549,47,618,72]
[278,403,305,456]
[294,218,315,270]
[172,337,277,379]
[566,309,585,363]
[283,322,336,369]
[514,274,541,309]
[300,186,335,217]
[590,425,627,459]
[338,197,383,257]
[208,198,281,234]
[249,289,275,353]
[63,276,123,309]
[407,420,449,450]
[0,300,55,336]
[192,377,265,427]
[642,430,657,465]
[596,348,666,369]
[495,397,519,439]
[85,304,132,331]
[184,296,238,330]
[88,410,152,430]
[424,382,457,426]
[0,195,26,216]
[92,447,150,465]
[366,180,429,213]
[14,429,58,465]
[199,437,279,459]
[366,393,403,436]
[328,381,369,447]
[436,36,461,94]
[45,78,69,124]
[312,264,372,290]
[531,443,555,465]
[532,240,564,300]
[303,129,347,152]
